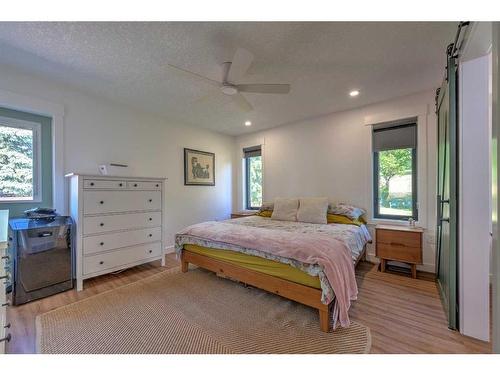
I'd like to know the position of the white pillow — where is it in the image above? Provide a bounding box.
[297,197,328,224]
[271,198,299,221]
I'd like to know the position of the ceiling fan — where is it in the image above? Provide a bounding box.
[167,48,291,112]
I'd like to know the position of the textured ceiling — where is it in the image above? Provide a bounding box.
[0,22,456,135]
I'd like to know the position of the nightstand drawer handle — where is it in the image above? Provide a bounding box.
[390,242,406,247]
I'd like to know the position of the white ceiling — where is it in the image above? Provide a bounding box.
[0,22,456,135]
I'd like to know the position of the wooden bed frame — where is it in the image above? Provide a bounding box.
[180,245,367,332]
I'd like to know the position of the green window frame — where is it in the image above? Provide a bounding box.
[244,146,262,210]
[372,122,418,221]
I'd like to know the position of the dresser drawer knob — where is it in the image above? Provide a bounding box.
[134,183,138,187]
[99,201,104,205]
[4,323,11,329]
[155,184,159,187]
[148,234,153,237]
[149,218,152,221]
[148,250,153,254]
[100,223,104,227]
[90,182,95,186]
[99,261,104,265]
[1,302,10,307]
[1,255,9,260]
[0,333,11,343]
[100,242,104,246]
[148,199,152,203]
[119,183,123,187]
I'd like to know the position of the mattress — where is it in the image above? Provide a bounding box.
[183,243,322,289]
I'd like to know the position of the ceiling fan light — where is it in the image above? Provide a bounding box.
[349,90,360,97]
[221,85,238,95]
[245,121,252,126]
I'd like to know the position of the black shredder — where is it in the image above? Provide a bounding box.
[7,216,74,305]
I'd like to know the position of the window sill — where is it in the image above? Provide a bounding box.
[367,217,426,229]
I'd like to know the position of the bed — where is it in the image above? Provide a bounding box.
[175,215,371,332]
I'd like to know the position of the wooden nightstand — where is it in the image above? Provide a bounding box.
[375,224,423,278]
[231,211,257,219]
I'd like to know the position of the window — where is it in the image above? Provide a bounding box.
[0,117,41,202]
[373,120,417,220]
[244,146,262,210]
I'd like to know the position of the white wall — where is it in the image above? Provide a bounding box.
[457,21,493,342]
[458,53,491,341]
[0,64,234,249]
[234,91,438,272]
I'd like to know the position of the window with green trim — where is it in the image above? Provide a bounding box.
[0,117,42,202]
[373,121,418,220]
[244,146,262,210]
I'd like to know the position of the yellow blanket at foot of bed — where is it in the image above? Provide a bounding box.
[183,244,321,289]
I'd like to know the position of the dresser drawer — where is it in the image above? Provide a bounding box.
[376,243,422,264]
[83,190,161,214]
[83,211,162,235]
[84,179,126,189]
[126,181,162,190]
[83,242,162,275]
[376,229,421,248]
[83,227,162,255]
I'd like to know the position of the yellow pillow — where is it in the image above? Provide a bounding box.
[256,210,273,217]
[327,213,364,226]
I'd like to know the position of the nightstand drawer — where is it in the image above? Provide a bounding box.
[376,243,422,264]
[377,229,421,248]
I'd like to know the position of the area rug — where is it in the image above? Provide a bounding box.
[36,266,371,354]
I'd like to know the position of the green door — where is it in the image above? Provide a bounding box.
[436,53,458,330]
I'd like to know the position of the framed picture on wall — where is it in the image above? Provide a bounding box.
[184,148,215,186]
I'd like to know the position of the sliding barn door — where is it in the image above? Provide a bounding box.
[436,52,458,330]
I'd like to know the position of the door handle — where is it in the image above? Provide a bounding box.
[440,217,450,223]
[0,333,11,343]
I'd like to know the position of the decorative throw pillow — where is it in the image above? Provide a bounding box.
[271,198,299,221]
[297,197,328,224]
[329,203,366,220]
[260,201,274,211]
[327,213,364,226]
[256,210,273,218]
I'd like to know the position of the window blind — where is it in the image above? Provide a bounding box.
[243,145,261,158]
[372,122,417,152]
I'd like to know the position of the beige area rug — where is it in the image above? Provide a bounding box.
[36,267,371,354]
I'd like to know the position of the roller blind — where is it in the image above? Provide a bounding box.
[372,122,417,152]
[243,145,261,158]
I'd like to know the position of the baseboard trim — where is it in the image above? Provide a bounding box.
[164,245,175,254]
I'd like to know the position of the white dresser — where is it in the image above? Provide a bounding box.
[0,210,9,354]
[67,174,166,291]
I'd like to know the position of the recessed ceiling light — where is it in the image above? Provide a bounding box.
[245,121,252,127]
[349,90,360,97]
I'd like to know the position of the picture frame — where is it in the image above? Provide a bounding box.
[184,148,215,186]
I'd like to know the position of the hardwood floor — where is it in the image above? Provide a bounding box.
[5,254,492,354]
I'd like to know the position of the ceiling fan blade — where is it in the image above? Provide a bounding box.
[236,83,291,94]
[227,48,254,83]
[167,63,221,87]
[231,93,253,112]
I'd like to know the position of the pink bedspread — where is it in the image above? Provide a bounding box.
[177,221,358,328]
